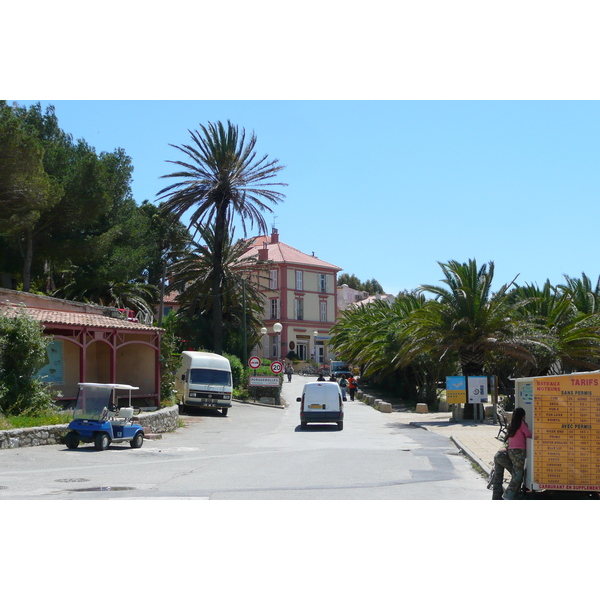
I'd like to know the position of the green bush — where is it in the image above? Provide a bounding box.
[0,305,54,416]
[224,353,244,389]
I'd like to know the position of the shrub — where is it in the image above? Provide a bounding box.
[0,305,54,416]
[224,353,244,389]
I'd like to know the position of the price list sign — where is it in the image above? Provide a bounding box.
[533,375,600,491]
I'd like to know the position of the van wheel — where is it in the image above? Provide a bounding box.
[221,408,228,416]
[337,422,343,431]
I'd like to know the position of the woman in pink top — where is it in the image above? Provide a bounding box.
[504,407,532,499]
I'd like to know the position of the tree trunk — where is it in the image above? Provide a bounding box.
[460,348,486,420]
[211,204,227,355]
[21,230,34,293]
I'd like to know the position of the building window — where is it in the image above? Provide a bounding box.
[296,270,303,291]
[270,298,279,320]
[294,297,304,320]
[269,269,278,290]
[319,273,327,293]
[271,334,280,358]
[320,300,327,322]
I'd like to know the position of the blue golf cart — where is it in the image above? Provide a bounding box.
[65,383,144,451]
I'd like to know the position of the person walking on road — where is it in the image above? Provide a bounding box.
[504,407,532,499]
[347,374,358,401]
[338,374,348,401]
[285,363,294,383]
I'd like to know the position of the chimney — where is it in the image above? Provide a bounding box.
[271,228,279,244]
[258,241,269,261]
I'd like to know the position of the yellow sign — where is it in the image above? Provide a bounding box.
[446,376,466,404]
[533,374,600,491]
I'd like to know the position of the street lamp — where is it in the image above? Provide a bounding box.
[260,327,267,336]
[273,323,283,359]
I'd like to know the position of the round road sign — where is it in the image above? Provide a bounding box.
[270,361,284,374]
[248,356,261,369]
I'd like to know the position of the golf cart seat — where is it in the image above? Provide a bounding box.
[117,407,134,420]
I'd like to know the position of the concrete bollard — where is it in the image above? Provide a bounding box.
[416,403,429,413]
[438,401,449,412]
[379,402,392,413]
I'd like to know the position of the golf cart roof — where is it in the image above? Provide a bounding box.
[77,383,140,390]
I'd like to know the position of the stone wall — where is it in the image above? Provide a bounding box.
[0,405,180,450]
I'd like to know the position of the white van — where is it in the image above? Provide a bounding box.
[297,381,344,430]
[175,351,233,416]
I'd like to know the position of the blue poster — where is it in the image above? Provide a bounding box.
[37,340,64,384]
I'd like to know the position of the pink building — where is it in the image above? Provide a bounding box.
[239,229,342,364]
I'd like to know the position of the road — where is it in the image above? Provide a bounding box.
[0,375,489,500]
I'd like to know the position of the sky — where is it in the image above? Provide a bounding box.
[7,99,600,296]
[5,3,600,300]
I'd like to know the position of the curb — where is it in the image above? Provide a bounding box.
[450,435,492,476]
[232,399,286,409]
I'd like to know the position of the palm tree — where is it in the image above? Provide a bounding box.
[407,260,533,371]
[167,224,267,356]
[513,279,600,374]
[402,259,536,417]
[157,121,286,354]
[558,273,600,315]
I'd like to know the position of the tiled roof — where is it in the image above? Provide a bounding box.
[4,305,162,332]
[243,235,341,271]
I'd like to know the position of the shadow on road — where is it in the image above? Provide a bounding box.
[294,424,342,433]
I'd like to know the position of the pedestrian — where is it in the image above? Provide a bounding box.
[347,374,358,401]
[285,363,294,383]
[339,374,348,401]
[317,373,326,381]
[503,407,532,499]
[329,374,337,382]
[490,447,513,500]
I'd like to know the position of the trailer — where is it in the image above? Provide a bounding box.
[513,373,600,496]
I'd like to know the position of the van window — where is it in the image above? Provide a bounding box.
[190,369,232,386]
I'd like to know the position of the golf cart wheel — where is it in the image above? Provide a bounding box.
[337,422,344,431]
[221,407,229,416]
[65,431,80,449]
[130,431,144,448]
[95,432,110,451]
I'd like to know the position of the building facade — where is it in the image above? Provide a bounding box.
[0,288,163,407]
[240,229,342,365]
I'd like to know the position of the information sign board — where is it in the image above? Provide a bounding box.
[446,376,466,404]
[532,374,600,491]
[249,376,280,387]
[468,376,488,404]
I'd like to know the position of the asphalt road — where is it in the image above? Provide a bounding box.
[0,375,490,500]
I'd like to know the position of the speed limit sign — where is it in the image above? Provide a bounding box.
[248,356,261,369]
[270,361,284,374]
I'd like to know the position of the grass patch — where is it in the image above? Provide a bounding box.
[0,410,73,430]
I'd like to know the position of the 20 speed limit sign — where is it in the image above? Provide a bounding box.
[248,356,261,369]
[270,361,284,374]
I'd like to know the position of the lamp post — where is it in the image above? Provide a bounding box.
[313,330,319,364]
[273,322,282,359]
